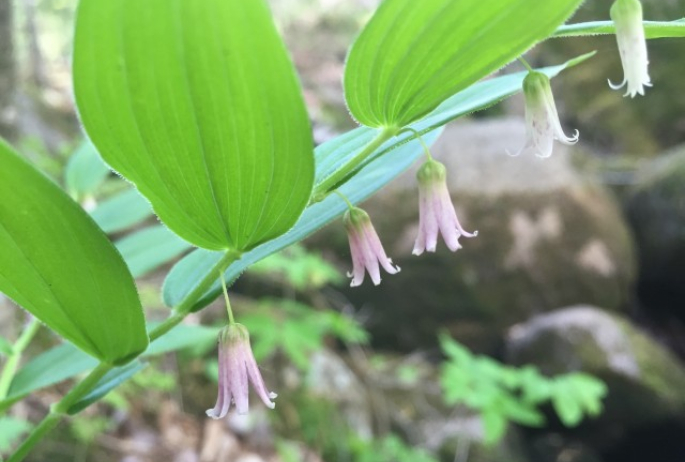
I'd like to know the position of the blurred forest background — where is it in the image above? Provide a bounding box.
[1,0,685,461]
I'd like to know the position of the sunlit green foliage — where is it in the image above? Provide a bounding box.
[241,300,368,370]
[439,334,608,444]
[251,244,344,290]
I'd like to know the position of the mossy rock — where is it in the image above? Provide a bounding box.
[309,119,636,353]
[505,305,685,428]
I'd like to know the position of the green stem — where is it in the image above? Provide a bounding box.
[518,56,534,72]
[219,273,235,325]
[397,127,433,160]
[0,317,41,400]
[149,249,242,341]
[310,126,398,204]
[333,190,355,211]
[8,363,111,462]
[9,249,243,461]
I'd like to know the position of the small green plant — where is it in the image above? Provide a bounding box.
[439,334,608,445]
[351,434,439,462]
[1,0,682,458]
[251,244,344,291]
[240,299,368,371]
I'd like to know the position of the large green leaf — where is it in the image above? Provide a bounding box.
[344,0,583,128]
[89,189,153,234]
[115,225,192,278]
[554,19,685,38]
[0,140,148,363]
[162,130,439,309]
[73,0,314,251]
[63,140,110,200]
[0,324,219,412]
[163,58,588,310]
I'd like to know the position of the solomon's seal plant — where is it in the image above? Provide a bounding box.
[0,0,683,459]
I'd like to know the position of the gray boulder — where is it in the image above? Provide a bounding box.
[314,118,636,353]
[505,306,685,429]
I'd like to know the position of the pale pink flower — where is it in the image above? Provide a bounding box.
[206,323,277,418]
[344,207,400,287]
[413,159,477,255]
[509,71,579,159]
[609,0,651,97]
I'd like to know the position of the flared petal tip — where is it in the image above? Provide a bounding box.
[609,77,652,98]
[505,148,522,158]
[384,259,401,275]
[461,229,478,238]
[608,77,627,91]
[560,129,580,145]
[206,409,224,420]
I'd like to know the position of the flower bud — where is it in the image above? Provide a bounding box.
[508,71,579,159]
[609,0,651,97]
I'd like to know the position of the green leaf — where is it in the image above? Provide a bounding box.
[73,0,314,251]
[0,417,32,453]
[563,373,608,417]
[144,323,220,357]
[501,398,546,427]
[89,188,153,234]
[0,140,148,364]
[482,409,508,445]
[162,56,589,310]
[3,343,97,411]
[438,333,471,364]
[64,139,110,199]
[554,19,685,38]
[115,225,192,278]
[344,0,583,128]
[0,336,12,356]
[250,244,344,290]
[551,379,584,427]
[0,324,219,412]
[519,367,553,404]
[67,361,146,414]
[163,129,439,309]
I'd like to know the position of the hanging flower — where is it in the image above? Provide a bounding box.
[344,207,400,287]
[609,0,651,97]
[413,159,477,255]
[206,323,277,418]
[508,71,579,159]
